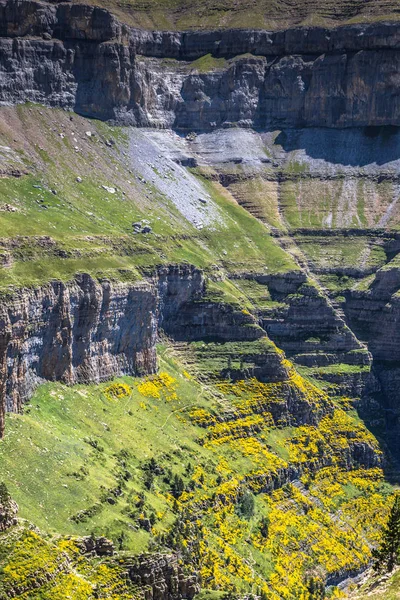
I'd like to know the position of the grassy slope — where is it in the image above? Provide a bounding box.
[0,346,393,598]
[72,0,400,30]
[0,105,296,291]
[0,104,396,598]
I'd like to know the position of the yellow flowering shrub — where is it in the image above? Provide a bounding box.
[136,372,177,401]
[104,382,132,400]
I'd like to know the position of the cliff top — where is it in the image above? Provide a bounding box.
[70,0,400,31]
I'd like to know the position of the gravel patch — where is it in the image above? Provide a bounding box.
[128,129,223,230]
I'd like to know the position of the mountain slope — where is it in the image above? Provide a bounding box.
[1,1,400,598]
[0,346,391,599]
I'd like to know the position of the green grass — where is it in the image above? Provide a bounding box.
[0,344,392,598]
[0,354,213,550]
[188,337,277,376]
[225,176,283,229]
[189,54,227,72]
[71,0,400,31]
[0,105,298,290]
[194,175,297,275]
[279,178,400,230]
[297,364,370,377]
[295,236,387,272]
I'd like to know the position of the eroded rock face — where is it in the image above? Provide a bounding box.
[0,484,18,532]
[1,0,400,129]
[0,273,158,436]
[0,265,298,437]
[345,268,400,452]
[128,553,199,600]
[78,535,115,556]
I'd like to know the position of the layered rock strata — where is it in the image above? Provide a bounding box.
[0,272,158,436]
[1,0,400,129]
[0,265,297,437]
[345,267,400,451]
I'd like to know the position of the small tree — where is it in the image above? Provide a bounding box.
[236,491,255,519]
[0,482,10,504]
[373,494,400,573]
[171,474,185,499]
[305,576,325,600]
[259,515,270,538]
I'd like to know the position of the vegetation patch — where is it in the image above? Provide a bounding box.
[0,347,390,598]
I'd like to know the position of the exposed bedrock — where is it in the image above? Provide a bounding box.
[0,273,158,435]
[0,486,18,532]
[2,0,400,128]
[158,264,266,343]
[1,262,365,438]
[0,265,299,437]
[344,268,400,452]
[127,553,199,600]
[247,272,371,362]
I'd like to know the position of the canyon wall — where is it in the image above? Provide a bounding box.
[0,0,399,452]
[0,265,296,437]
[1,0,400,129]
[0,273,158,436]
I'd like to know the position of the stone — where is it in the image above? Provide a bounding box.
[102,185,116,194]
[0,204,18,212]
[128,553,200,599]
[79,536,114,556]
[0,485,18,532]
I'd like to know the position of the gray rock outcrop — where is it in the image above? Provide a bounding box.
[0,483,18,532]
[0,272,158,436]
[1,0,400,129]
[128,553,199,600]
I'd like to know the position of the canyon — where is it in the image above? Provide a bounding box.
[0,0,400,598]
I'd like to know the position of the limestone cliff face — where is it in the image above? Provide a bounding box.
[345,268,400,452]
[0,273,158,436]
[0,486,18,532]
[1,0,400,129]
[0,265,297,437]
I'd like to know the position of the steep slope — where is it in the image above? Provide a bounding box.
[0,103,394,599]
[0,348,389,599]
[3,1,400,129]
[0,2,399,598]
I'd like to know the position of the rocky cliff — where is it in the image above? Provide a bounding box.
[0,3,398,598]
[1,0,400,129]
[0,484,18,532]
[128,554,199,600]
[0,272,157,437]
[0,264,298,437]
